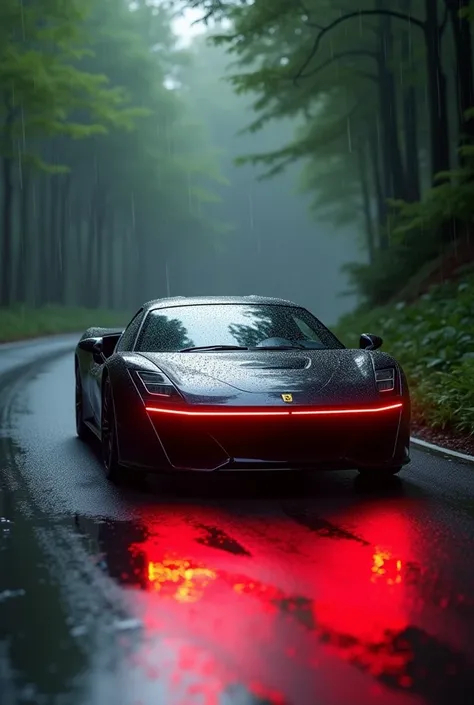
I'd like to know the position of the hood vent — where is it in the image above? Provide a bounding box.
[240,357,311,371]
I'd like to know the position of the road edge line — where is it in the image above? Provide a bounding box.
[410,435,474,463]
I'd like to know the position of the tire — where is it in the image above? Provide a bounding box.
[357,466,402,478]
[75,364,88,440]
[101,376,125,483]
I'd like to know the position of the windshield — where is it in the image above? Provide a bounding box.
[135,304,344,352]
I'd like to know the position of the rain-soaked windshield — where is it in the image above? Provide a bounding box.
[135,304,345,351]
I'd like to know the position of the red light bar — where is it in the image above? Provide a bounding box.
[145,402,403,417]
[292,402,402,415]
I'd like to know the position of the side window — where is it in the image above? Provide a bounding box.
[294,316,322,342]
[115,309,145,351]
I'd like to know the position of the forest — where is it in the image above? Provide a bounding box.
[0,0,232,313]
[1,0,473,316]
[187,0,474,305]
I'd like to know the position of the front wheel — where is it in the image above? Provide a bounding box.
[101,377,125,483]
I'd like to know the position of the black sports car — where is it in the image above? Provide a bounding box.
[75,296,411,482]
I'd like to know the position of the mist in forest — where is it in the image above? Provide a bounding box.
[175,32,363,323]
[0,0,364,327]
[1,0,473,326]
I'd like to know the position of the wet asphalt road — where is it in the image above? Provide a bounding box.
[1,339,474,705]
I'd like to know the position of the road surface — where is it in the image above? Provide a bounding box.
[1,336,474,705]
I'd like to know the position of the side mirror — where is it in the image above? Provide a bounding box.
[78,336,103,359]
[359,333,383,350]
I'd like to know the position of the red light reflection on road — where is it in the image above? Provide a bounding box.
[372,549,403,585]
[306,509,412,681]
[147,558,217,603]
[122,506,419,702]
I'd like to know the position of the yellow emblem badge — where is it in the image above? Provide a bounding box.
[281,393,293,403]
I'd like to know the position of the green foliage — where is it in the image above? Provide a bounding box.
[459,4,474,21]
[330,113,474,305]
[390,144,474,236]
[432,361,474,433]
[0,0,134,162]
[335,275,474,434]
[187,0,474,306]
[0,0,228,309]
[70,0,225,231]
[342,227,444,305]
[342,142,474,305]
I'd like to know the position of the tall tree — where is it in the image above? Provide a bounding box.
[0,0,135,306]
[183,0,474,305]
[0,0,226,310]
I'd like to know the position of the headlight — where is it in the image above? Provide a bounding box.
[135,371,181,399]
[375,368,396,392]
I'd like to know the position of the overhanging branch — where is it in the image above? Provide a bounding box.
[294,9,425,83]
[186,0,227,24]
[297,49,378,81]
[297,0,324,30]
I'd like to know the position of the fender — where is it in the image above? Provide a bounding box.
[105,353,169,470]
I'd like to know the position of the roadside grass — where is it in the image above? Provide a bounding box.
[0,305,127,344]
[334,274,474,436]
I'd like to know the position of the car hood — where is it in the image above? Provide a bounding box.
[136,349,376,395]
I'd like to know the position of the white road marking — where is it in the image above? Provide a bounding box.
[411,436,474,463]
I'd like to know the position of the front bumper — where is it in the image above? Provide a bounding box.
[135,401,409,472]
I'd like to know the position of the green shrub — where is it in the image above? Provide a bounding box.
[420,359,474,433]
[334,275,474,435]
[342,225,445,306]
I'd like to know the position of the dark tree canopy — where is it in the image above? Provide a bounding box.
[0,0,226,309]
[183,0,474,305]
[1,0,473,313]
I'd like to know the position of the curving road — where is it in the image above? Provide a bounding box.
[1,337,474,705]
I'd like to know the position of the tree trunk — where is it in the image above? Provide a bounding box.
[120,229,132,311]
[53,175,71,304]
[48,176,61,303]
[0,106,17,307]
[1,154,14,307]
[105,216,115,309]
[75,217,85,306]
[375,2,407,202]
[400,0,421,201]
[38,176,50,305]
[357,140,375,264]
[447,0,474,151]
[70,181,87,306]
[425,0,451,182]
[402,85,421,200]
[15,171,30,303]
[94,192,107,309]
[375,52,406,201]
[85,188,105,308]
[85,209,97,308]
[368,122,388,245]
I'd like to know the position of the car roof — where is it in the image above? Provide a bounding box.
[143,295,301,312]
